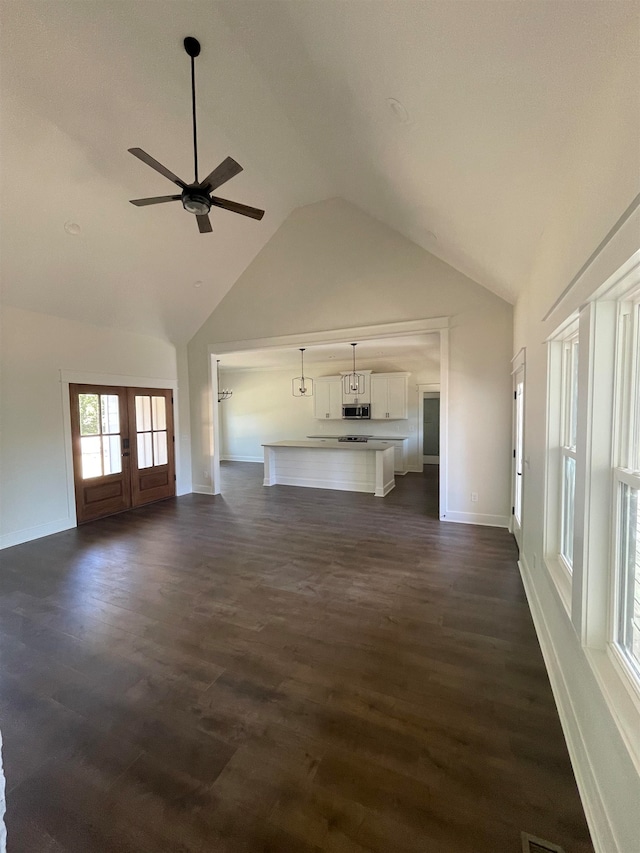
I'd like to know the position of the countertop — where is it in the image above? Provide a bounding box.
[262,440,395,451]
[306,435,409,440]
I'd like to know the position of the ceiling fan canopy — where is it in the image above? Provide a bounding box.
[128,36,265,234]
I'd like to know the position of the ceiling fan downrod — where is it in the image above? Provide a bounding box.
[184,36,201,184]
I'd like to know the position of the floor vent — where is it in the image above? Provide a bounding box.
[521,832,566,853]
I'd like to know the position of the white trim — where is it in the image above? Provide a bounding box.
[441,511,509,528]
[542,195,640,325]
[192,484,214,495]
[511,346,526,374]
[518,554,619,853]
[221,455,263,463]
[209,317,449,356]
[423,455,439,465]
[544,554,573,617]
[0,517,74,550]
[439,329,449,521]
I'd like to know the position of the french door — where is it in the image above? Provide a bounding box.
[69,384,175,523]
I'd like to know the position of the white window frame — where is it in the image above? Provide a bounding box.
[572,260,640,774]
[559,333,579,572]
[610,297,640,694]
[544,318,579,614]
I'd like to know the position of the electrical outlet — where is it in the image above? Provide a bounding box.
[203,469,209,479]
[471,492,478,503]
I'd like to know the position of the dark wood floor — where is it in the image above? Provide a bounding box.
[0,464,593,853]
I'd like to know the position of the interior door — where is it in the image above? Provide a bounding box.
[70,384,175,523]
[70,384,132,523]
[512,369,525,548]
[127,388,175,507]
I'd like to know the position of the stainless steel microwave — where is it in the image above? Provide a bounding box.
[342,404,371,419]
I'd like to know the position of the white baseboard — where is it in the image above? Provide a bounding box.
[221,455,263,464]
[423,455,440,464]
[376,479,396,497]
[441,510,509,528]
[0,517,74,550]
[518,555,618,853]
[192,484,214,495]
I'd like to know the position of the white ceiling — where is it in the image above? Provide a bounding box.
[218,333,440,373]
[1,2,637,342]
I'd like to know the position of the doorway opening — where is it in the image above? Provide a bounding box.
[69,384,176,523]
[421,392,440,465]
[208,319,449,519]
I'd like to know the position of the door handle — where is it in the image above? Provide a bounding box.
[122,452,130,457]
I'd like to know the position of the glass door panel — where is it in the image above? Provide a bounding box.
[77,392,122,478]
[70,385,131,523]
[128,388,175,508]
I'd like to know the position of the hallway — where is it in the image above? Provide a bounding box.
[0,464,592,852]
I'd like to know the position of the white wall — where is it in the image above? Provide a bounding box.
[512,24,640,851]
[189,198,513,525]
[219,358,439,468]
[0,305,192,548]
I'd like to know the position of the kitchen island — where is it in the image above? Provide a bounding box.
[262,439,395,497]
[306,434,409,474]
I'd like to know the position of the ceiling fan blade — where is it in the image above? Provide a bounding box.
[209,196,265,221]
[129,195,182,206]
[128,148,187,188]
[199,157,243,192]
[197,214,213,234]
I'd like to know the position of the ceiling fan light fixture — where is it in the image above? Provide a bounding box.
[182,191,211,216]
[127,36,265,232]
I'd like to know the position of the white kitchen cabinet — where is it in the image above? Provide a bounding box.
[313,377,343,420]
[370,374,409,420]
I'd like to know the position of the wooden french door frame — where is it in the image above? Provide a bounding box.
[69,384,176,524]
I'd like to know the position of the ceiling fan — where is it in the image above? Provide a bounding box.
[128,36,265,234]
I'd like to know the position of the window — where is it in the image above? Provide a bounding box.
[560,334,579,571]
[544,321,579,610]
[613,301,640,679]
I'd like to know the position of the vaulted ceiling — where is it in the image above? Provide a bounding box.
[1,1,636,343]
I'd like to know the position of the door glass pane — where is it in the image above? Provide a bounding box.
[81,435,102,478]
[78,394,100,435]
[101,394,120,434]
[137,432,153,469]
[153,431,168,466]
[135,396,152,432]
[103,434,122,475]
[152,396,166,430]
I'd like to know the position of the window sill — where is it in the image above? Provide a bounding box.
[585,645,640,775]
[544,553,573,618]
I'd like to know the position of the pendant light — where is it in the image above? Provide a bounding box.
[343,343,364,395]
[292,348,314,397]
[217,359,232,402]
